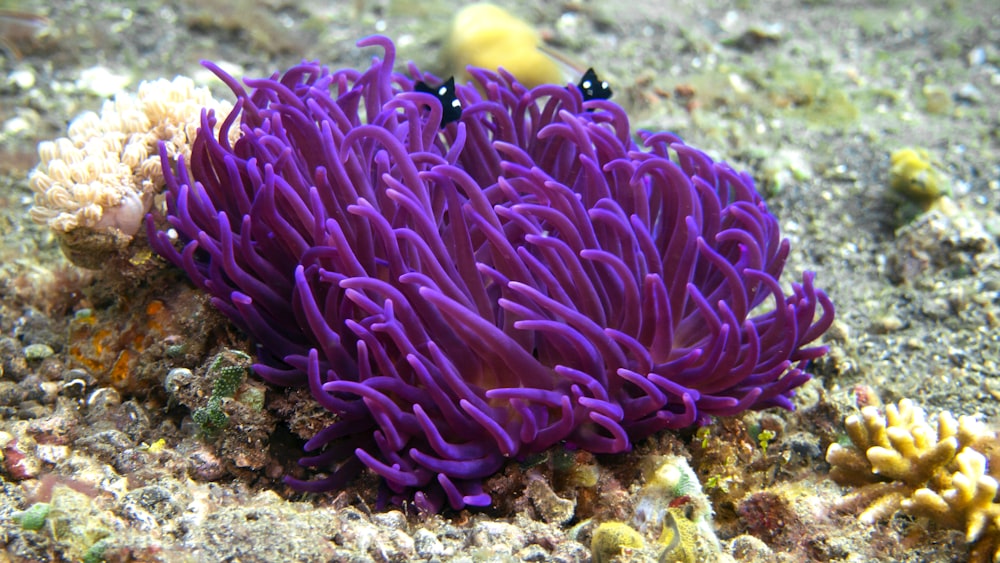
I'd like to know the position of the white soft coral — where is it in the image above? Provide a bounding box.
[29,76,234,238]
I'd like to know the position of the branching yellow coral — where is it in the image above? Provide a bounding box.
[906,449,1000,543]
[29,76,234,247]
[827,398,1000,562]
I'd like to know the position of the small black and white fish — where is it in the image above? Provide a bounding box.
[577,68,612,101]
[414,76,462,126]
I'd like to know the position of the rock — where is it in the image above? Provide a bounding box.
[888,206,998,284]
[413,528,446,559]
[729,534,775,561]
[526,478,575,525]
[75,429,134,464]
[120,486,182,531]
[3,438,40,480]
[470,520,527,555]
[23,343,54,361]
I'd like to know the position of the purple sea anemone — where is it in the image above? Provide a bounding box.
[148,35,834,511]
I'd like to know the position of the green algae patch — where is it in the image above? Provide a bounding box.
[16,502,51,530]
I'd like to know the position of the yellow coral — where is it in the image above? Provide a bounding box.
[889,147,948,205]
[866,400,958,486]
[658,507,701,563]
[442,3,564,89]
[827,398,982,488]
[828,398,1000,561]
[29,77,234,239]
[591,521,644,563]
[906,449,1000,543]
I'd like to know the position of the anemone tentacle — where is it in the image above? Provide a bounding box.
[149,34,834,511]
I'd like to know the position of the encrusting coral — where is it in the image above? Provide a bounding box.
[28,76,233,268]
[590,521,645,563]
[888,147,948,207]
[827,398,1000,562]
[887,146,950,225]
[148,34,834,511]
[590,455,726,563]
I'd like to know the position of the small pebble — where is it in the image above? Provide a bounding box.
[518,545,551,561]
[922,84,952,114]
[34,444,69,465]
[871,315,903,334]
[968,47,986,66]
[413,528,445,558]
[824,320,851,345]
[955,83,982,104]
[163,367,193,396]
[23,344,54,361]
[3,116,32,136]
[188,446,225,481]
[8,68,35,89]
[372,510,406,530]
[77,66,131,97]
[86,387,122,415]
[61,376,89,399]
[471,521,526,554]
[921,297,952,320]
[731,534,775,559]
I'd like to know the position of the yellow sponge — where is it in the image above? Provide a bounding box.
[889,147,947,204]
[443,3,563,88]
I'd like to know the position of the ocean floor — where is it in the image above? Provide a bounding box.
[1,0,999,561]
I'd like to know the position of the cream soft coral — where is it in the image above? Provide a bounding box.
[29,76,233,238]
